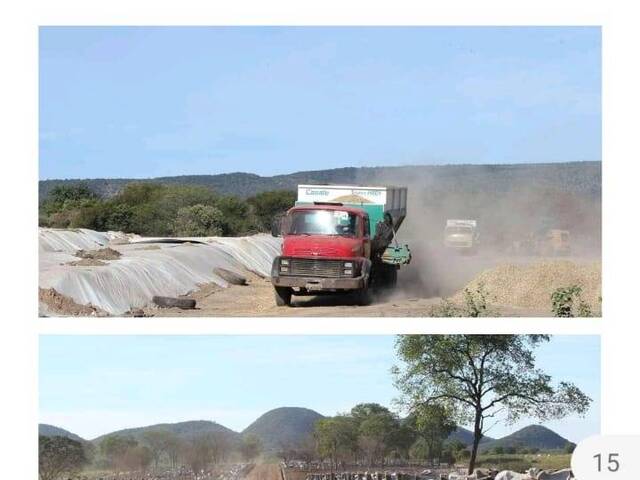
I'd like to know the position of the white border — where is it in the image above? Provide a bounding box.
[4,2,640,479]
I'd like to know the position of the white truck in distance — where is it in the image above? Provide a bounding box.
[444,219,479,254]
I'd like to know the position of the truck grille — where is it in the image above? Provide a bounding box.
[287,258,346,278]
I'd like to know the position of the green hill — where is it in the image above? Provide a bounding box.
[481,425,574,452]
[242,407,325,452]
[91,420,240,444]
[447,427,494,446]
[39,161,602,245]
[39,161,601,201]
[39,423,86,443]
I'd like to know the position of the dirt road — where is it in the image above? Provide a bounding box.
[142,256,580,317]
[245,464,283,480]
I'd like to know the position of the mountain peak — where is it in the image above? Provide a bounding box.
[481,424,573,452]
[242,407,325,452]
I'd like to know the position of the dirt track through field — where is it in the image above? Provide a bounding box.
[245,465,282,480]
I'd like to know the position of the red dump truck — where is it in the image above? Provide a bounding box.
[270,184,411,306]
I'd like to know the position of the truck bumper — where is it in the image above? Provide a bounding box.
[272,274,367,291]
[271,257,371,292]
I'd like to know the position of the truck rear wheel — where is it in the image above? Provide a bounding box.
[374,263,397,290]
[385,267,398,289]
[274,287,292,307]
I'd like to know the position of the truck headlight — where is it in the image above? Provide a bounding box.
[344,269,353,276]
[281,259,289,266]
[344,262,353,268]
[280,266,289,272]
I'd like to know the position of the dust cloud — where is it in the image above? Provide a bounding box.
[354,164,602,300]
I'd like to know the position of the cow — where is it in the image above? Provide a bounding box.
[467,468,497,480]
[494,469,539,480]
[536,469,573,480]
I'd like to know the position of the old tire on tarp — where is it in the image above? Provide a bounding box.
[152,296,196,309]
[213,267,248,286]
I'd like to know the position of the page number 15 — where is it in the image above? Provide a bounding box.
[594,453,621,473]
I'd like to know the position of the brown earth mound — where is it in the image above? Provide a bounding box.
[65,258,107,267]
[39,288,107,316]
[75,247,122,260]
[453,260,601,312]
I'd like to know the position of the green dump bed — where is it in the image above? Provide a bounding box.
[295,184,411,265]
[295,184,407,234]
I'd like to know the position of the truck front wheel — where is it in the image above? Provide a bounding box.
[355,285,372,306]
[274,287,293,307]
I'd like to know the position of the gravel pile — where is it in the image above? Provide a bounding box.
[75,247,122,260]
[453,260,602,311]
[39,288,107,316]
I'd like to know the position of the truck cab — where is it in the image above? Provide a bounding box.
[271,185,411,306]
[444,219,478,254]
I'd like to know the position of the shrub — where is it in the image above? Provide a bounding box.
[174,204,224,237]
[430,283,496,317]
[551,285,593,317]
[463,282,491,317]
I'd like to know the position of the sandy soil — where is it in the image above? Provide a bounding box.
[142,274,549,318]
[140,250,601,317]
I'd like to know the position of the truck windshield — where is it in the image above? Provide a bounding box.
[446,226,473,235]
[286,210,358,236]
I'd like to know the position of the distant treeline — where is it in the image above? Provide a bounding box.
[39,162,601,200]
[39,182,295,237]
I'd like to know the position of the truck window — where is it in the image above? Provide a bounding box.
[446,226,473,235]
[363,215,370,237]
[287,210,359,237]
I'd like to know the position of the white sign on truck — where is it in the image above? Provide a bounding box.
[446,219,477,228]
[297,184,388,205]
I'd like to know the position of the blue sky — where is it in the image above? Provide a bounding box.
[39,335,600,442]
[39,26,601,180]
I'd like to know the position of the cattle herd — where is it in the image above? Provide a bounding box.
[297,467,574,480]
[74,462,254,480]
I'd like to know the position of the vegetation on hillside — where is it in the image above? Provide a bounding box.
[39,162,602,246]
[39,436,88,480]
[39,162,602,200]
[39,183,295,237]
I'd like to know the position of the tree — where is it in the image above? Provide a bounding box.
[314,416,358,469]
[44,184,97,209]
[393,335,592,474]
[406,404,456,462]
[142,429,173,468]
[247,190,296,231]
[99,435,138,469]
[350,403,405,466]
[209,431,232,464]
[122,445,153,471]
[357,411,399,466]
[39,436,87,480]
[240,434,263,462]
[214,195,252,235]
[164,433,183,469]
[174,204,224,236]
[182,434,215,474]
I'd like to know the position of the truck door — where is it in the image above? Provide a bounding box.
[363,214,371,258]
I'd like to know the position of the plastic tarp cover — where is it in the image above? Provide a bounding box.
[39,228,281,315]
